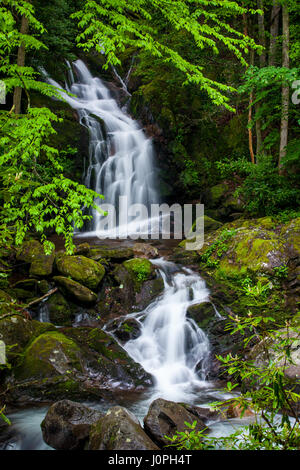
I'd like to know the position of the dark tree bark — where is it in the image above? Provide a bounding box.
[13,13,29,114]
[279,4,290,171]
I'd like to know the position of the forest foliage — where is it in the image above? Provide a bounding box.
[0,0,299,251]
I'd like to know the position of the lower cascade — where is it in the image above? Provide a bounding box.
[123,258,212,403]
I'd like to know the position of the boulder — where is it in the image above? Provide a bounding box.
[16,240,54,277]
[62,327,153,389]
[15,331,84,381]
[187,302,216,329]
[133,243,159,259]
[106,317,142,344]
[0,315,55,363]
[87,246,134,262]
[53,276,98,304]
[46,292,72,326]
[198,217,291,277]
[55,254,105,290]
[143,398,207,447]
[96,261,163,323]
[41,400,103,450]
[89,406,159,450]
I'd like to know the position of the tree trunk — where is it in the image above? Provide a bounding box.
[279,4,290,171]
[269,0,281,66]
[257,0,266,68]
[13,14,29,115]
[255,0,266,157]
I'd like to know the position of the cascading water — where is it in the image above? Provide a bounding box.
[123,259,213,403]
[46,60,159,237]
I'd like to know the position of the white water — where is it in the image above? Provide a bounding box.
[47,60,159,237]
[123,259,213,403]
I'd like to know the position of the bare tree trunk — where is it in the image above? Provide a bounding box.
[256,0,266,157]
[243,9,255,164]
[269,0,281,66]
[279,4,290,171]
[13,14,29,115]
[257,0,266,68]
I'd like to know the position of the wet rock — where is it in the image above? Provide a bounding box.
[143,398,207,447]
[46,292,72,326]
[133,243,159,259]
[15,331,84,381]
[16,240,55,277]
[41,400,103,450]
[62,327,153,390]
[89,406,159,450]
[0,315,55,363]
[88,246,134,262]
[181,404,222,423]
[97,261,164,324]
[187,302,216,329]
[107,317,142,344]
[53,276,98,304]
[55,254,105,290]
[225,403,254,419]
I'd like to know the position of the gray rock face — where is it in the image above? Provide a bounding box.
[41,400,103,450]
[89,406,159,450]
[143,398,207,447]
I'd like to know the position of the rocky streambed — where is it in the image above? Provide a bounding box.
[0,215,299,450]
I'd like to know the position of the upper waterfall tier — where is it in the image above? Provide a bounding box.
[47,59,159,236]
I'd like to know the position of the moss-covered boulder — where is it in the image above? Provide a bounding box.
[87,246,134,262]
[62,327,153,389]
[46,292,72,326]
[89,406,159,450]
[96,260,163,323]
[121,258,154,288]
[198,217,290,278]
[187,302,217,330]
[53,276,98,305]
[15,331,84,381]
[55,255,105,290]
[16,240,54,277]
[0,315,55,363]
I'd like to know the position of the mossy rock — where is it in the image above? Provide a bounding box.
[62,327,153,389]
[16,240,54,277]
[55,254,105,290]
[15,331,83,381]
[0,315,55,363]
[87,246,134,262]
[122,258,154,290]
[46,292,72,326]
[198,218,290,278]
[53,276,98,305]
[187,302,216,330]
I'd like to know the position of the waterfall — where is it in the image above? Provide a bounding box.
[46,60,159,237]
[123,259,213,403]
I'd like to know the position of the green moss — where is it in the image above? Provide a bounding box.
[55,254,105,290]
[16,331,83,380]
[123,258,153,288]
